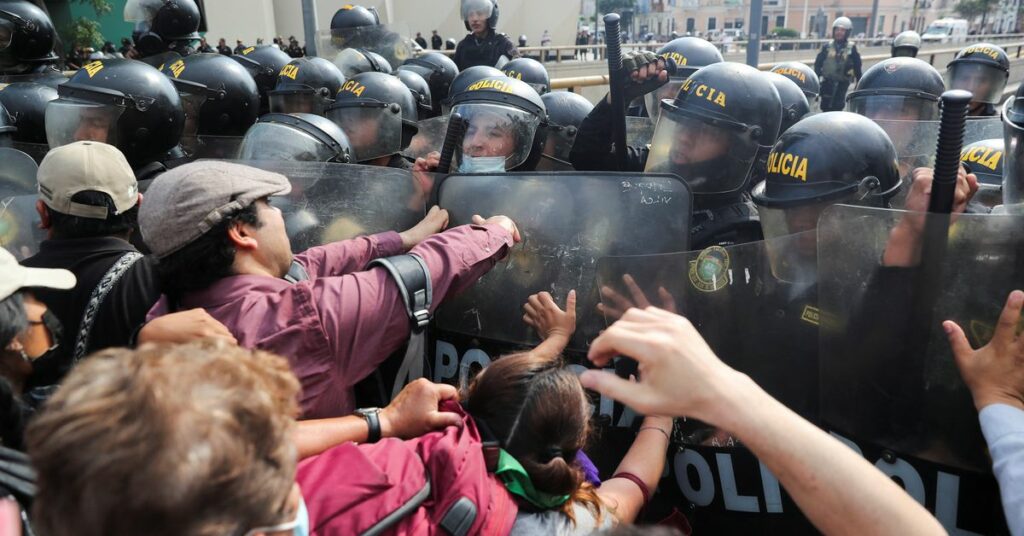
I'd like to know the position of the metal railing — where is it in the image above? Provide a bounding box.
[550,41,1024,92]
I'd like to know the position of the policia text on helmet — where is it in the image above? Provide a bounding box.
[946,43,1009,117]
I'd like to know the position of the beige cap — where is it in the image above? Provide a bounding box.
[0,248,76,302]
[37,141,138,220]
[139,161,292,258]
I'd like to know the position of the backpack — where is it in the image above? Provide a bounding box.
[296,401,519,536]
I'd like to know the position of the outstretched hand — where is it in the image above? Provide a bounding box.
[597,273,677,321]
[946,290,1024,412]
[400,205,449,250]
[524,290,577,341]
[380,378,463,439]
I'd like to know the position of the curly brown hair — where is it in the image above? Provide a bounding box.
[26,340,301,536]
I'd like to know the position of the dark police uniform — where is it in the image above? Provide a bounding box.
[453,30,520,70]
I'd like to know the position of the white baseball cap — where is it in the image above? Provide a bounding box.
[37,141,138,220]
[0,248,76,302]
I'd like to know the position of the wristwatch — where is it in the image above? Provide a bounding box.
[355,407,382,443]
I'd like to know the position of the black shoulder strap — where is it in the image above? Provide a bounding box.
[368,254,432,399]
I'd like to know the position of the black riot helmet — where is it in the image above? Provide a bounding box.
[946,43,1010,105]
[124,0,201,57]
[444,65,503,113]
[0,0,58,73]
[961,138,1004,209]
[1001,84,1024,208]
[538,90,593,169]
[847,57,944,121]
[269,57,346,116]
[333,47,392,80]
[160,53,259,137]
[645,37,724,122]
[396,69,432,119]
[238,112,352,163]
[0,81,57,143]
[502,57,550,94]
[769,62,820,104]
[891,30,921,58]
[231,44,292,115]
[462,0,499,31]
[326,71,418,163]
[764,72,810,137]
[449,75,547,172]
[644,62,783,197]
[399,52,459,117]
[446,38,457,50]
[330,4,380,31]
[46,59,184,168]
[752,111,900,228]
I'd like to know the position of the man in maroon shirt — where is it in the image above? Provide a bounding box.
[140,161,520,418]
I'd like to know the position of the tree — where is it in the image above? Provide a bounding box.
[954,0,1000,31]
[60,0,112,49]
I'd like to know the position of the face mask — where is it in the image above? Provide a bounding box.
[458,154,506,173]
[293,497,309,536]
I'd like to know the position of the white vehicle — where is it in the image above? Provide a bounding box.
[921,18,968,43]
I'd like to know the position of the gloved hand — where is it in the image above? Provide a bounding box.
[618,50,674,104]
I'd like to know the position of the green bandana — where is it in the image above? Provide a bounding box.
[494,449,571,509]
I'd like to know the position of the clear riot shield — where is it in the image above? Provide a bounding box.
[12,141,47,164]
[0,147,38,195]
[595,236,822,532]
[0,193,44,260]
[318,22,413,72]
[403,115,448,161]
[818,205,1014,534]
[433,172,692,357]
[182,136,244,160]
[626,116,654,148]
[873,118,1003,207]
[235,161,430,253]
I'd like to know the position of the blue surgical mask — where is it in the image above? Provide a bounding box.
[243,497,309,536]
[458,154,507,173]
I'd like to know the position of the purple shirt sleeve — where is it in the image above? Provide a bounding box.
[311,223,513,385]
[296,231,405,277]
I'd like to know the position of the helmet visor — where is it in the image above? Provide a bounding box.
[124,0,164,22]
[238,122,340,162]
[541,124,577,165]
[179,91,207,140]
[326,102,403,162]
[643,80,684,123]
[269,91,327,115]
[0,17,14,51]
[461,0,494,20]
[452,102,539,172]
[45,99,123,149]
[759,205,823,283]
[1003,101,1024,207]
[946,62,1007,104]
[333,48,372,79]
[848,95,939,121]
[644,105,760,195]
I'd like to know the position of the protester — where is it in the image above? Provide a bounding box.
[140,161,521,417]
[580,307,947,535]
[946,290,1024,534]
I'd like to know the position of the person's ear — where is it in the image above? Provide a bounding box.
[226,220,259,251]
[136,193,144,207]
[35,200,51,230]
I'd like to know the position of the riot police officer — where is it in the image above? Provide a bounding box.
[644,37,724,120]
[268,57,346,116]
[770,61,820,111]
[501,57,550,95]
[45,58,185,180]
[333,47,392,80]
[946,43,1009,117]
[764,71,810,137]
[231,44,292,115]
[847,57,944,122]
[814,17,861,112]
[891,30,921,58]
[453,0,520,70]
[537,90,593,170]
[0,0,59,75]
[572,59,782,248]
[960,138,1003,210]
[123,0,202,60]
[399,52,459,118]
[159,53,259,158]
[329,4,410,69]
[238,112,353,163]
[0,81,57,145]
[442,64,504,113]
[396,69,433,120]
[326,71,419,168]
[447,74,547,172]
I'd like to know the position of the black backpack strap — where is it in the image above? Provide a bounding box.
[283,260,310,284]
[368,254,432,400]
